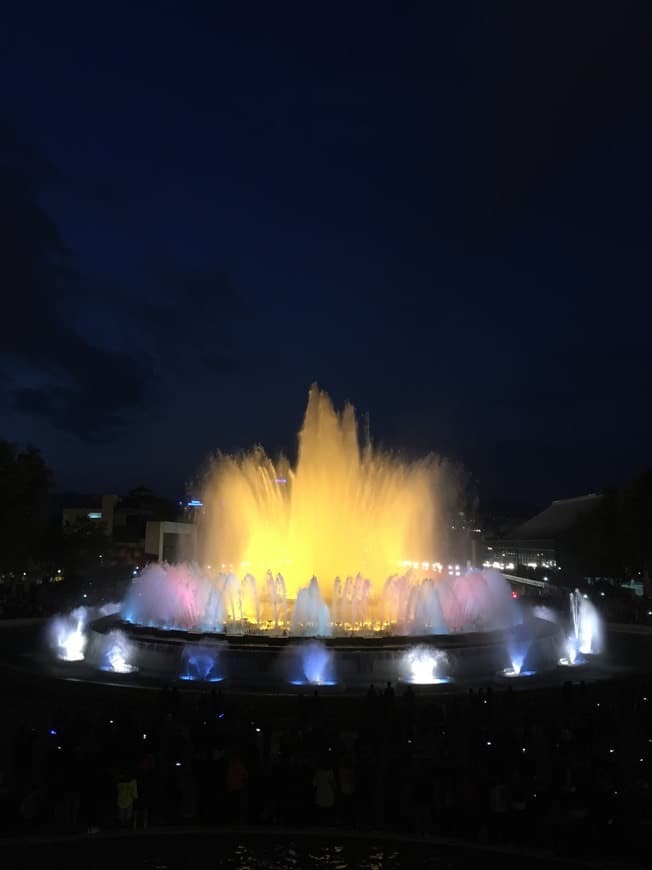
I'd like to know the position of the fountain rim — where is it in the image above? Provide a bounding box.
[89,613,560,652]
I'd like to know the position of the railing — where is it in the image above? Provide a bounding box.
[503,573,549,590]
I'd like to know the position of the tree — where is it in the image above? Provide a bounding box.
[560,469,652,582]
[621,470,652,577]
[0,441,53,572]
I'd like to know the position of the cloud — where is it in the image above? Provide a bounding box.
[0,122,248,441]
[134,265,251,371]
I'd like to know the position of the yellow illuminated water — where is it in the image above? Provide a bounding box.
[201,385,448,604]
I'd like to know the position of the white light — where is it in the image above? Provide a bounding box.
[403,646,449,684]
[102,630,137,674]
[53,612,87,662]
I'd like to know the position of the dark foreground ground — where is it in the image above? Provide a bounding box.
[0,828,638,870]
[0,621,651,868]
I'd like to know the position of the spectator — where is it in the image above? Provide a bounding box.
[313,756,337,824]
[225,751,248,823]
[116,771,138,827]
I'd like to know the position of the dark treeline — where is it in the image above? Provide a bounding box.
[561,470,652,581]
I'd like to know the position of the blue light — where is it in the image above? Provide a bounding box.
[180,649,222,683]
[188,499,203,507]
[289,679,337,687]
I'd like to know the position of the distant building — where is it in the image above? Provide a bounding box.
[62,494,119,536]
[61,488,196,566]
[145,520,197,562]
[484,493,604,571]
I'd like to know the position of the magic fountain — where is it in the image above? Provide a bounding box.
[50,386,565,685]
[120,386,517,637]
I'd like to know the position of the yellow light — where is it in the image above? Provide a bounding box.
[200,386,449,618]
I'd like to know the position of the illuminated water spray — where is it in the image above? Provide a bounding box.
[180,644,223,682]
[402,645,450,684]
[289,641,336,685]
[114,387,521,638]
[101,630,137,674]
[201,385,447,606]
[49,603,121,662]
[560,589,603,666]
[502,625,536,677]
[50,608,88,661]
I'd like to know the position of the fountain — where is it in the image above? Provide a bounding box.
[289,641,336,686]
[571,588,603,655]
[50,607,88,662]
[559,589,603,666]
[49,603,121,662]
[107,387,522,638]
[180,644,223,682]
[498,620,538,678]
[49,386,563,685]
[290,577,331,636]
[101,629,137,674]
[402,645,450,684]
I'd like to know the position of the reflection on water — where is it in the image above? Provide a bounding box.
[3,833,581,869]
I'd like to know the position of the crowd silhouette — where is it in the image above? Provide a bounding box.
[1,675,651,863]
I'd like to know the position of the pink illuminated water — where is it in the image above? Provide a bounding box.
[119,563,519,638]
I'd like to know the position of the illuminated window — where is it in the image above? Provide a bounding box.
[87,512,102,520]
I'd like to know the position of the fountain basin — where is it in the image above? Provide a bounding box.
[86,614,562,687]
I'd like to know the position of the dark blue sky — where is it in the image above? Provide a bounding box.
[1,1,650,505]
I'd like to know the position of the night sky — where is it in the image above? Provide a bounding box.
[2,2,650,506]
